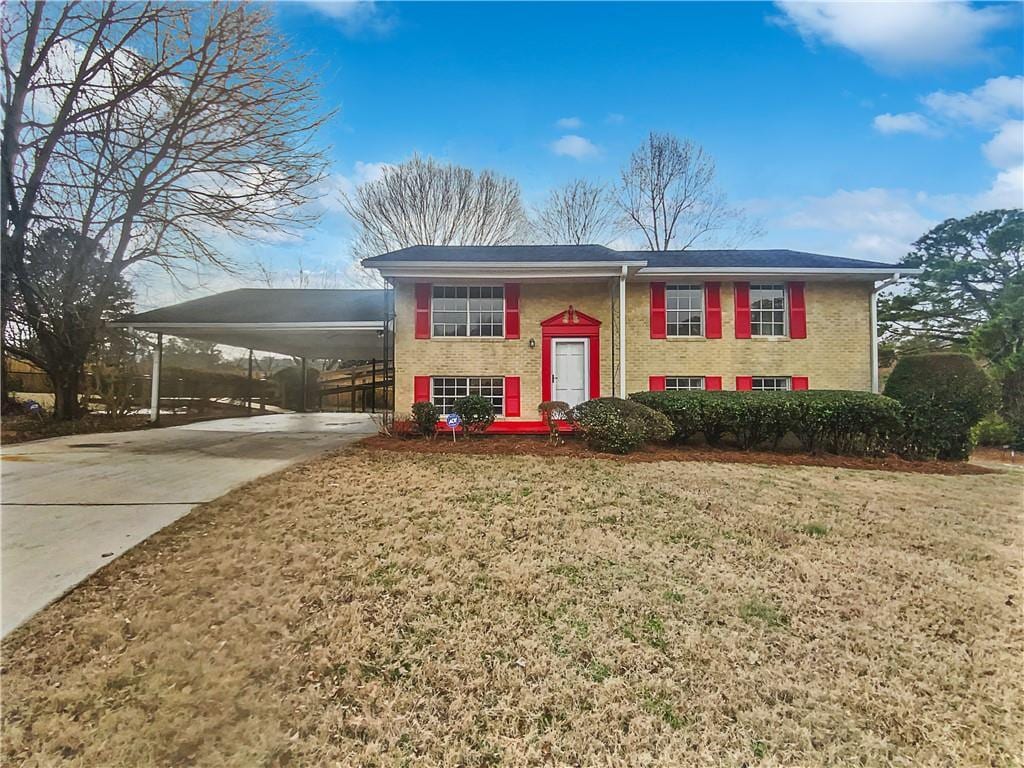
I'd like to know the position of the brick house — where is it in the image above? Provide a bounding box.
[363,245,906,432]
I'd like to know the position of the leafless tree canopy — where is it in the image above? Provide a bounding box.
[617,132,759,250]
[1,1,329,416]
[344,155,529,262]
[533,178,618,245]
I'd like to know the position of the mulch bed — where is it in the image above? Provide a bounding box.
[361,434,997,475]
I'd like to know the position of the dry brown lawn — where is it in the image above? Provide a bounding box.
[2,448,1022,767]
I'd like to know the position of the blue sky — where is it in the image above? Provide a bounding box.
[135,1,1024,308]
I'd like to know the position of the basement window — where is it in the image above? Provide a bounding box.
[431,377,504,416]
[751,377,791,391]
[666,377,705,390]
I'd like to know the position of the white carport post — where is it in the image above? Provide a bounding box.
[619,266,627,398]
[149,332,163,423]
[870,272,901,394]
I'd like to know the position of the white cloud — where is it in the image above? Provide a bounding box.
[549,134,600,160]
[779,187,936,260]
[773,1,1013,70]
[555,116,583,129]
[983,120,1024,169]
[301,1,395,35]
[604,113,626,125]
[922,76,1024,128]
[872,112,937,136]
[976,164,1024,209]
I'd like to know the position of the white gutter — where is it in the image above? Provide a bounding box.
[870,272,902,394]
[113,321,385,331]
[619,265,627,398]
[638,267,920,277]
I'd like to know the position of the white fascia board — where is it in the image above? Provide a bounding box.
[372,263,645,280]
[636,266,920,278]
[110,321,385,330]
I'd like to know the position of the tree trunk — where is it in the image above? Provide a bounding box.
[50,366,84,421]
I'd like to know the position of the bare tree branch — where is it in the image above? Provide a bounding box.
[532,178,618,245]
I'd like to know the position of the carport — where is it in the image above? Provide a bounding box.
[113,288,391,419]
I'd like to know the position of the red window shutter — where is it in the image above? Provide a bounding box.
[413,376,431,403]
[650,282,667,339]
[414,283,431,339]
[704,282,722,338]
[504,283,520,339]
[736,376,753,391]
[705,376,722,391]
[504,376,520,417]
[792,376,809,391]
[649,376,666,391]
[788,282,806,339]
[734,282,751,339]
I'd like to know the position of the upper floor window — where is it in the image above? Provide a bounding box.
[666,284,703,337]
[752,376,790,391]
[750,284,786,337]
[431,286,504,337]
[666,377,705,390]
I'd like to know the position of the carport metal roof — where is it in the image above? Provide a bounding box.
[113,288,389,359]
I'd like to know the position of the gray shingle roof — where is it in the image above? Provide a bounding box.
[362,245,901,270]
[362,244,635,264]
[119,289,387,325]
[636,249,898,270]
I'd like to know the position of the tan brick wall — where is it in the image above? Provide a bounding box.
[625,280,873,392]
[393,278,874,418]
[393,280,616,419]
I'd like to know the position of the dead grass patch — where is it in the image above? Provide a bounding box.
[362,434,996,475]
[2,448,1021,766]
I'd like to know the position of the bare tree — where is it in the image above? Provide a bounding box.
[343,154,529,265]
[533,178,618,245]
[617,132,759,251]
[2,1,329,418]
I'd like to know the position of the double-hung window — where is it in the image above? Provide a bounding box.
[666,377,705,390]
[750,284,787,337]
[666,284,703,337]
[431,286,504,337]
[431,377,504,415]
[751,377,790,391]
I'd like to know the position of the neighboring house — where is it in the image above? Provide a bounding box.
[362,245,909,432]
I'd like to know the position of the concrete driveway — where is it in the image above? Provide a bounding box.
[1,412,375,636]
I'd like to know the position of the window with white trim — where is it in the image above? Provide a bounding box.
[666,377,705,390]
[666,284,703,337]
[752,377,791,391]
[431,377,504,415]
[431,286,504,337]
[750,283,786,337]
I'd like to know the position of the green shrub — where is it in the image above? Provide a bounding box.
[453,394,495,435]
[972,414,1016,446]
[884,353,998,460]
[569,397,673,454]
[788,390,903,455]
[631,389,903,454]
[410,401,440,439]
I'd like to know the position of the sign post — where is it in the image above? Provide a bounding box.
[445,413,461,443]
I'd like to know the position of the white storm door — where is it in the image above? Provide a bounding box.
[552,338,588,408]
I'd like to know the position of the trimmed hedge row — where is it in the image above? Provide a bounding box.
[629,390,903,454]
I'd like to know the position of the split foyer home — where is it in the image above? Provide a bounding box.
[362,245,908,433]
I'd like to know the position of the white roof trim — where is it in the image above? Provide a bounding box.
[111,321,385,331]
[637,266,920,277]
[366,260,646,269]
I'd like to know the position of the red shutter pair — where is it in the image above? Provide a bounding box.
[414,283,521,339]
[733,282,806,339]
[412,375,521,417]
[735,376,809,391]
[649,283,722,338]
[648,376,722,391]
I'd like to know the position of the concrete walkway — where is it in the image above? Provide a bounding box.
[0,413,375,637]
